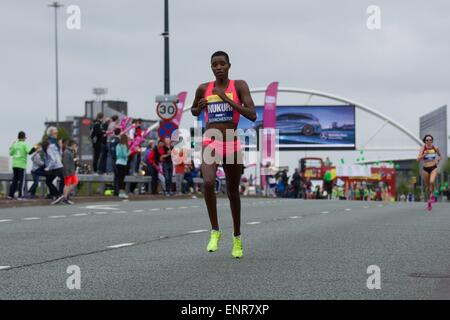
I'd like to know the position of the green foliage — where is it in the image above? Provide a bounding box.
[57,127,70,141]
[396,181,410,197]
[443,158,450,174]
[41,126,71,143]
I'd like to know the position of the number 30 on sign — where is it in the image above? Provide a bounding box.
[156,102,177,121]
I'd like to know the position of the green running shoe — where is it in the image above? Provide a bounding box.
[207,230,222,252]
[231,235,243,259]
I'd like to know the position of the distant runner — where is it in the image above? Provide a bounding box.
[417,134,441,211]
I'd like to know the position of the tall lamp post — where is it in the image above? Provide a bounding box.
[48,1,63,128]
[161,0,170,94]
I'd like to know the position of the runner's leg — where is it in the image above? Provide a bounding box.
[201,162,219,230]
[223,161,243,237]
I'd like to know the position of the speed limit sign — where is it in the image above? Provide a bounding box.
[156,101,177,121]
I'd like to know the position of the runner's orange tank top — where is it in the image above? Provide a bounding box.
[204,80,241,125]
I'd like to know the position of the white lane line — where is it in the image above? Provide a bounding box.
[22,217,41,221]
[72,213,88,216]
[94,212,109,215]
[321,211,329,214]
[190,205,200,208]
[246,221,261,225]
[289,216,300,219]
[0,266,11,270]
[187,229,208,234]
[179,206,188,209]
[345,208,352,211]
[116,211,127,214]
[165,207,174,210]
[150,208,160,211]
[133,210,145,213]
[49,215,66,219]
[363,206,369,209]
[0,219,13,223]
[107,243,135,249]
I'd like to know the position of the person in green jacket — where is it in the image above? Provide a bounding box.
[8,131,36,199]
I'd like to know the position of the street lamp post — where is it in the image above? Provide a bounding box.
[161,0,170,95]
[48,1,63,128]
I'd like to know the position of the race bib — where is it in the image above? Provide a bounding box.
[423,149,437,161]
[206,93,234,123]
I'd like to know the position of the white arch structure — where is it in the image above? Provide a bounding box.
[148,87,422,150]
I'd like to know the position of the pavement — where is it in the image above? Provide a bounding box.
[0,197,449,299]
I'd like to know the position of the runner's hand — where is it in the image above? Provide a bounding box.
[197,98,208,110]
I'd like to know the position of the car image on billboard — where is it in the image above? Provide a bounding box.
[241,105,355,149]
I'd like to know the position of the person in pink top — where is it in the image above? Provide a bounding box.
[191,51,257,258]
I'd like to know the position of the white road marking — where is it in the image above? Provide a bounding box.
[84,204,119,211]
[22,217,41,221]
[187,229,208,234]
[345,208,352,211]
[0,219,13,223]
[165,207,174,210]
[364,206,369,209]
[150,208,160,211]
[107,243,135,249]
[321,211,329,214]
[49,215,66,219]
[190,205,200,208]
[179,206,188,209]
[133,210,144,213]
[289,216,300,219]
[72,213,88,216]
[246,221,261,225]
[0,266,11,270]
[94,212,109,215]
[115,211,127,214]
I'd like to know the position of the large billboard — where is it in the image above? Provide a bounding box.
[197,104,356,150]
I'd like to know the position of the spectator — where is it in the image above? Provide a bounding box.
[115,134,130,199]
[91,112,105,174]
[172,138,187,195]
[28,141,49,199]
[160,136,174,196]
[98,117,110,174]
[185,164,195,194]
[109,128,121,196]
[248,174,254,187]
[292,168,301,198]
[314,185,321,199]
[129,118,143,175]
[8,131,36,200]
[53,140,79,205]
[106,115,119,173]
[276,177,285,197]
[323,170,333,200]
[143,141,159,195]
[45,127,64,199]
[305,177,313,199]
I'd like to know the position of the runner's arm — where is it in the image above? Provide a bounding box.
[417,147,425,161]
[191,84,208,117]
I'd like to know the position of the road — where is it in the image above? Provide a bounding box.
[0,197,449,299]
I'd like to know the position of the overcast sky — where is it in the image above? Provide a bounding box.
[1,0,449,171]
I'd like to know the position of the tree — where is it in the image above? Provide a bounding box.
[443,158,450,175]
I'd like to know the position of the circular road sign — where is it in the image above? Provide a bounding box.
[158,120,178,140]
[156,101,177,121]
